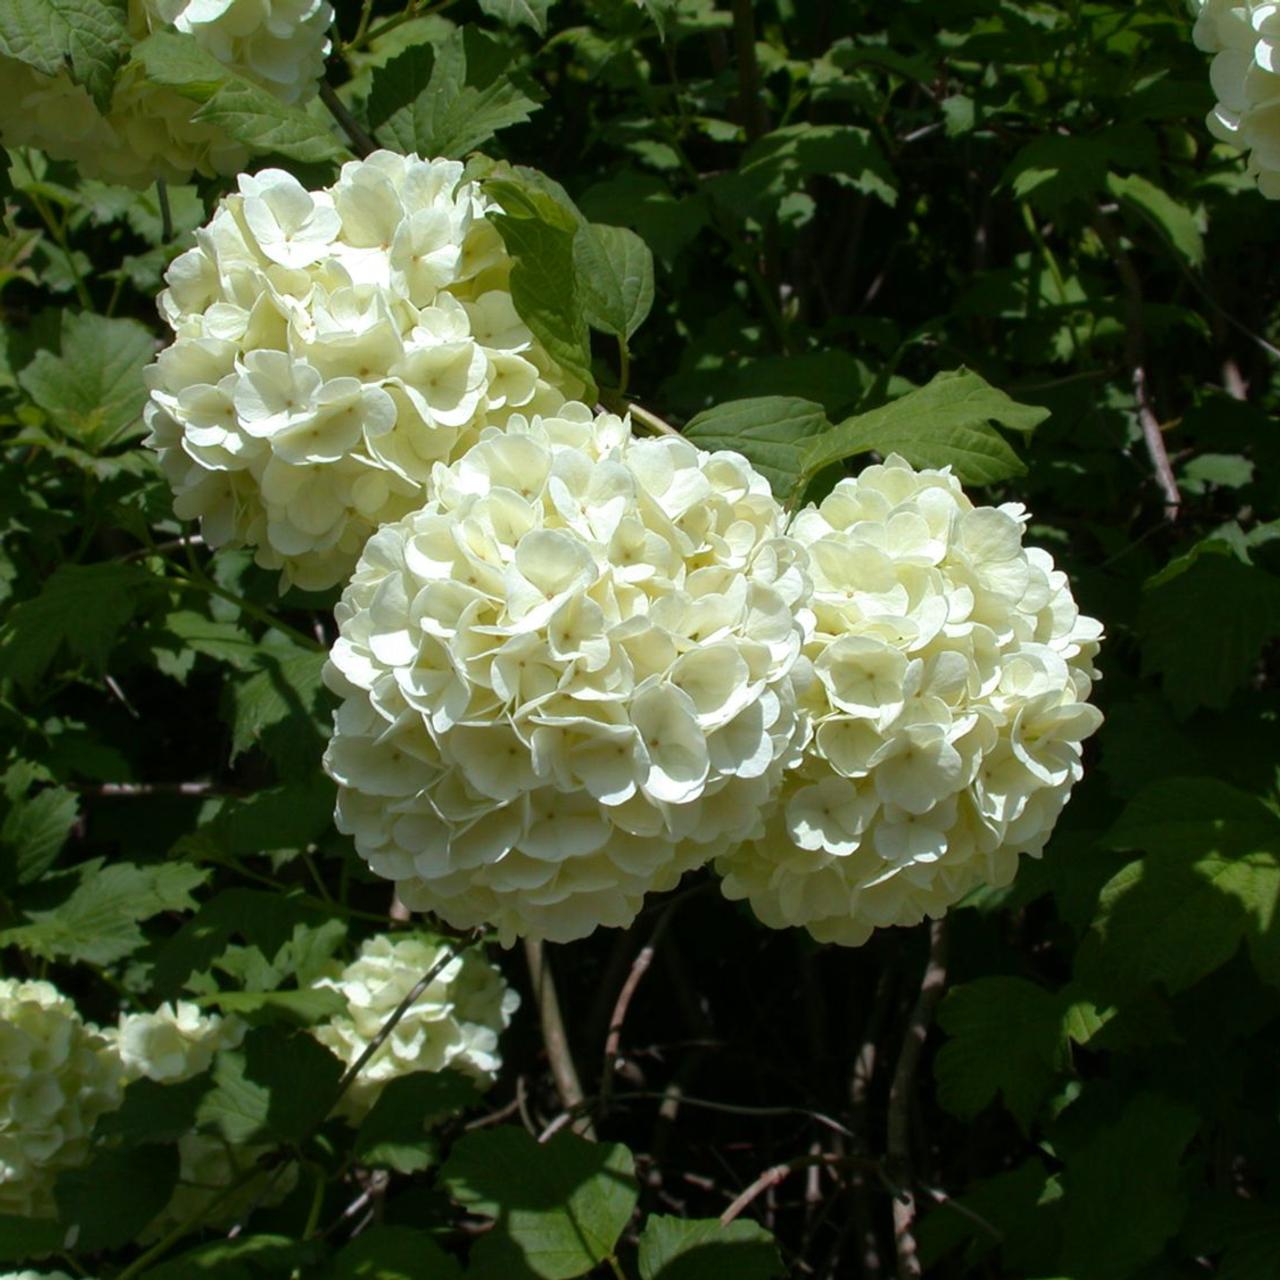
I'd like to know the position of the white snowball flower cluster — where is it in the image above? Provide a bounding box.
[1193,0,1280,197]
[0,0,331,186]
[146,152,580,591]
[323,404,810,942]
[310,933,519,1117]
[716,455,1103,945]
[0,979,122,1218]
[111,1000,244,1084]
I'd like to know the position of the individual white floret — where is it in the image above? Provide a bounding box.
[716,454,1103,946]
[1193,0,1280,197]
[309,933,519,1117]
[0,980,123,1219]
[145,153,581,591]
[323,405,811,942]
[111,1001,245,1084]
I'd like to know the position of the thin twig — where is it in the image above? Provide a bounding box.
[69,780,229,798]
[156,179,173,244]
[599,906,679,1114]
[330,945,458,1110]
[628,402,682,438]
[319,81,376,157]
[524,938,595,1139]
[1094,212,1180,519]
[886,919,949,1280]
[730,0,767,143]
[721,1153,879,1227]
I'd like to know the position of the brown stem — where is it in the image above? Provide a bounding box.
[1095,213,1181,519]
[886,920,949,1280]
[320,81,376,157]
[524,938,595,1139]
[720,1153,879,1227]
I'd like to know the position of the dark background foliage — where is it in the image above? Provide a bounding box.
[2,0,1280,1276]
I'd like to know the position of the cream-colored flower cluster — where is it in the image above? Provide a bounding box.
[1193,0,1280,197]
[0,979,122,1218]
[110,1000,244,1083]
[0,0,331,186]
[323,404,811,942]
[146,152,579,590]
[717,456,1103,944]
[310,933,520,1116]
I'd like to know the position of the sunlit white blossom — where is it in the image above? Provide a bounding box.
[717,454,1102,946]
[324,405,810,942]
[146,153,581,590]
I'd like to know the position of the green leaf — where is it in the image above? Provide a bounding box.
[331,1226,465,1280]
[0,858,208,965]
[1056,1093,1198,1280]
[917,1159,1061,1272]
[683,396,831,500]
[151,888,337,999]
[198,1025,343,1145]
[0,1213,64,1262]
[152,609,261,681]
[709,125,897,218]
[0,0,130,112]
[478,0,553,35]
[800,370,1044,487]
[1105,171,1204,270]
[0,561,153,691]
[0,782,78,886]
[177,776,335,863]
[18,311,155,451]
[637,1216,783,1280]
[97,1074,212,1145]
[1080,779,1280,998]
[141,1235,322,1279]
[442,1126,637,1279]
[131,32,346,164]
[574,223,655,343]
[229,647,331,775]
[486,177,596,399]
[355,1071,480,1173]
[1138,538,1280,716]
[935,977,1069,1130]
[55,1144,178,1252]
[368,29,542,159]
[199,986,346,1024]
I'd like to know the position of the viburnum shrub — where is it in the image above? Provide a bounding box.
[1,1,1278,1278]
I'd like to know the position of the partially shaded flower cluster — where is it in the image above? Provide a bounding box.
[110,1000,244,1083]
[146,152,579,590]
[717,457,1103,944]
[1193,0,1280,197]
[0,980,122,1218]
[310,933,520,1116]
[323,405,811,943]
[0,0,331,186]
